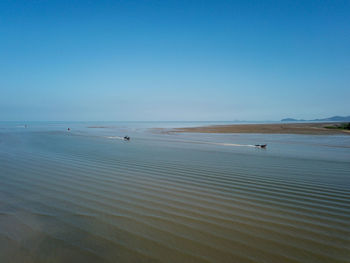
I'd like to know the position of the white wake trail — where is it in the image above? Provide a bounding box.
[206,142,256,147]
[105,136,124,140]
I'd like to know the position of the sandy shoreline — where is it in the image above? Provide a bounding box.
[171,122,350,135]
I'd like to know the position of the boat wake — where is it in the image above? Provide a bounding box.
[210,142,257,147]
[155,137,260,148]
[105,136,125,140]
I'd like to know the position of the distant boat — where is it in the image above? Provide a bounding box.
[124,136,130,141]
[255,144,267,148]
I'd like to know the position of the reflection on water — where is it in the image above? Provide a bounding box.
[0,122,350,263]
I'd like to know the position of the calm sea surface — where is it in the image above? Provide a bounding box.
[1,122,350,263]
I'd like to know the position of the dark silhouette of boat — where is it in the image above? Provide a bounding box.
[124,136,130,141]
[255,144,267,148]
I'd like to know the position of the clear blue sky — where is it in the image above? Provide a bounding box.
[1,0,349,121]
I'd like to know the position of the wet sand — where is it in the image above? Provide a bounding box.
[172,122,350,135]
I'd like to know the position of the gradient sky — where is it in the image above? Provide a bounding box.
[1,0,349,121]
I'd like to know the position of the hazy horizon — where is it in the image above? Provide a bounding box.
[0,115,349,123]
[1,0,349,121]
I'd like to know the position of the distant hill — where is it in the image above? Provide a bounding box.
[281,116,350,122]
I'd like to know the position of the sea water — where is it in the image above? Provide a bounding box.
[0,122,349,262]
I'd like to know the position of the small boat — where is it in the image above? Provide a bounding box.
[124,136,130,141]
[255,144,267,148]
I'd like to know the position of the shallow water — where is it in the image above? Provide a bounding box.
[1,122,350,263]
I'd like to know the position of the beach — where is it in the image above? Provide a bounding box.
[172,122,350,135]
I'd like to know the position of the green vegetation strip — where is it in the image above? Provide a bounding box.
[325,123,350,130]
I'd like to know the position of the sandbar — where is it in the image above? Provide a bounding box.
[171,122,350,135]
